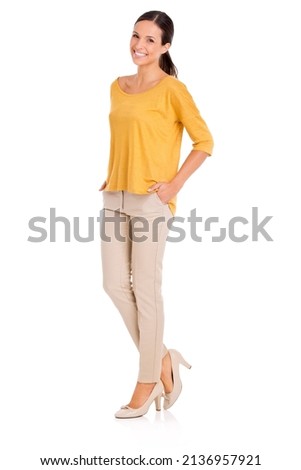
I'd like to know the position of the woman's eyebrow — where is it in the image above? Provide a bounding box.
[133,30,156,40]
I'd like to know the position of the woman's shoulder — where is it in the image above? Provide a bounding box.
[161,77,193,103]
[168,76,188,88]
[113,75,136,93]
[110,75,134,89]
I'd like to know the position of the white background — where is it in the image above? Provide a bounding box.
[1,1,300,469]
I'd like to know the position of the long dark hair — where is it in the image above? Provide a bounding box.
[134,11,178,78]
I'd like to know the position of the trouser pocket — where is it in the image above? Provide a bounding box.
[153,192,167,205]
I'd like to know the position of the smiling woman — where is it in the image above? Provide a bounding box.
[99,10,214,419]
[130,19,175,75]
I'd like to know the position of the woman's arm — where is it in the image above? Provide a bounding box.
[148,150,209,204]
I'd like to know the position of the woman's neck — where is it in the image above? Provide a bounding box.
[135,65,167,85]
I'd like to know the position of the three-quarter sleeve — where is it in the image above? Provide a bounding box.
[171,81,214,155]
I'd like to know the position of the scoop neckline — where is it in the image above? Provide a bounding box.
[116,75,170,96]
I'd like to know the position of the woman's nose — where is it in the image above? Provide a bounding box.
[135,38,144,48]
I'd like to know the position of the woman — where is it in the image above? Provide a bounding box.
[99,10,214,419]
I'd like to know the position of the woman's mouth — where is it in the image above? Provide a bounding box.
[133,50,147,58]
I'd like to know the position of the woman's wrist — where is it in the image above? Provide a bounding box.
[170,175,185,193]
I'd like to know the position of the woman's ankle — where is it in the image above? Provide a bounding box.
[160,353,173,393]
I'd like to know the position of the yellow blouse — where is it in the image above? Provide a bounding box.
[104,75,214,215]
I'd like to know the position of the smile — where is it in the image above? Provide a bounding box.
[133,50,148,57]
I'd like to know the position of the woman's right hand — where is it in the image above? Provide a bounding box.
[98,180,107,191]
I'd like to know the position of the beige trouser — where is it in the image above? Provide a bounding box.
[101,190,174,383]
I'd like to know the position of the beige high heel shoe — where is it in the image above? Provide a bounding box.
[163,349,191,410]
[115,381,164,419]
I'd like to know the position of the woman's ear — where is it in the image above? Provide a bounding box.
[162,43,171,53]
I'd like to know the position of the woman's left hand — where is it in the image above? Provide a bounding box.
[147,181,179,204]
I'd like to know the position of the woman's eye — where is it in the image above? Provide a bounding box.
[148,39,154,43]
[132,33,139,38]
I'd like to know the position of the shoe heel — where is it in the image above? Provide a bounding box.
[155,394,162,411]
[178,353,192,369]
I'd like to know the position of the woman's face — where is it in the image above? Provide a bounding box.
[130,20,170,66]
